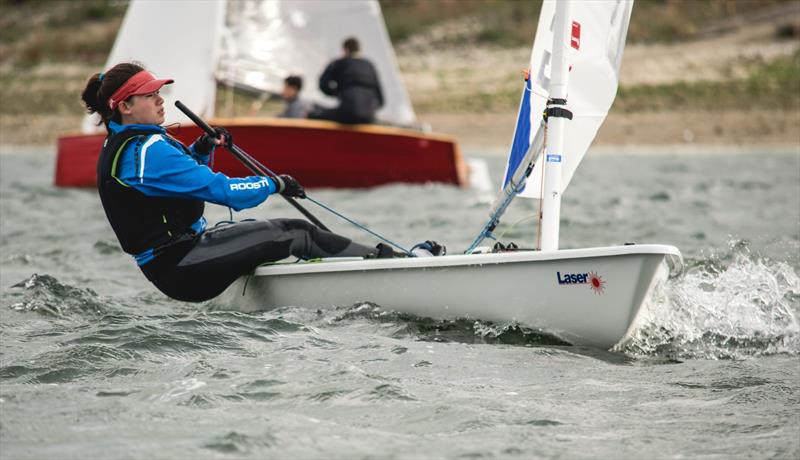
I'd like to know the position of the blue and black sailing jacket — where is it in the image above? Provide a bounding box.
[96,122,279,265]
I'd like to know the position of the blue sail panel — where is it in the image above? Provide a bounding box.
[501,79,533,192]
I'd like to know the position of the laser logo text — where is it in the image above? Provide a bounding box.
[556,271,606,295]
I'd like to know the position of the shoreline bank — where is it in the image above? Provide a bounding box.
[421,109,800,153]
[2,108,798,154]
[4,141,798,157]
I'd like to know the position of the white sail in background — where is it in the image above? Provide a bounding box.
[82,0,224,133]
[221,0,415,126]
[517,0,633,199]
[82,0,414,132]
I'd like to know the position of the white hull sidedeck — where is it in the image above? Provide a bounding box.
[219,245,682,349]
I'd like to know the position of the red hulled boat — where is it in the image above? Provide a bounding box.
[55,118,467,188]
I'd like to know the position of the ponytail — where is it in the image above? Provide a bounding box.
[81,73,107,122]
[80,62,145,127]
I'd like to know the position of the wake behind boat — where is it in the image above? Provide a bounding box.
[219,0,683,350]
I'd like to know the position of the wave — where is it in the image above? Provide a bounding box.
[272,302,574,347]
[5,273,108,318]
[619,242,800,360]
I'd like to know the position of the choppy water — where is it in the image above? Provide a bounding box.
[1,146,798,459]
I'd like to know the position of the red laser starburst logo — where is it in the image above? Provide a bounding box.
[588,271,605,295]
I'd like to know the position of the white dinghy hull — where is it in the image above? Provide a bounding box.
[219,245,682,349]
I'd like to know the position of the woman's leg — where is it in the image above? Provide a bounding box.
[150,219,378,302]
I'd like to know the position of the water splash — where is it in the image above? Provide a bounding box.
[620,244,800,360]
[6,273,107,318]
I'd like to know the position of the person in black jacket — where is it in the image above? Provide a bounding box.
[310,37,384,124]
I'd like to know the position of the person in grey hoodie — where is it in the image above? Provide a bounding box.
[278,75,309,119]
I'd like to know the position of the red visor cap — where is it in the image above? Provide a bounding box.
[108,71,174,110]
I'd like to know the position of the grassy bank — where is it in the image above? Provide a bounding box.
[616,50,800,112]
[2,0,795,67]
[408,50,800,113]
[4,25,795,118]
[380,0,796,45]
[0,0,797,147]
[0,0,123,68]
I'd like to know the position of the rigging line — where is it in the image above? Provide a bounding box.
[464,171,526,254]
[304,196,413,256]
[530,87,549,100]
[495,214,539,242]
[233,145,414,256]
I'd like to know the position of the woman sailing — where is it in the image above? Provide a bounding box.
[82,62,439,302]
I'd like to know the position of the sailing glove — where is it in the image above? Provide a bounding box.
[195,127,233,155]
[272,174,306,198]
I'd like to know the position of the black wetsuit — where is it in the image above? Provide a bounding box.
[139,219,375,302]
[311,56,384,124]
[97,125,378,302]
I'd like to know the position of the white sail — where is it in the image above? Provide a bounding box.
[82,0,414,133]
[468,0,633,251]
[82,0,224,133]
[517,0,633,199]
[220,0,416,126]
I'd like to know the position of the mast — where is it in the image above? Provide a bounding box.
[539,0,573,251]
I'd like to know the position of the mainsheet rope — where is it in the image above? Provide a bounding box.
[242,151,414,256]
[174,101,413,256]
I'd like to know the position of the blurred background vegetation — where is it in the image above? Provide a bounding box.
[1,0,795,66]
[0,0,797,145]
[381,0,793,44]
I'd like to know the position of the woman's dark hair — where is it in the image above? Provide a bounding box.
[81,62,145,127]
